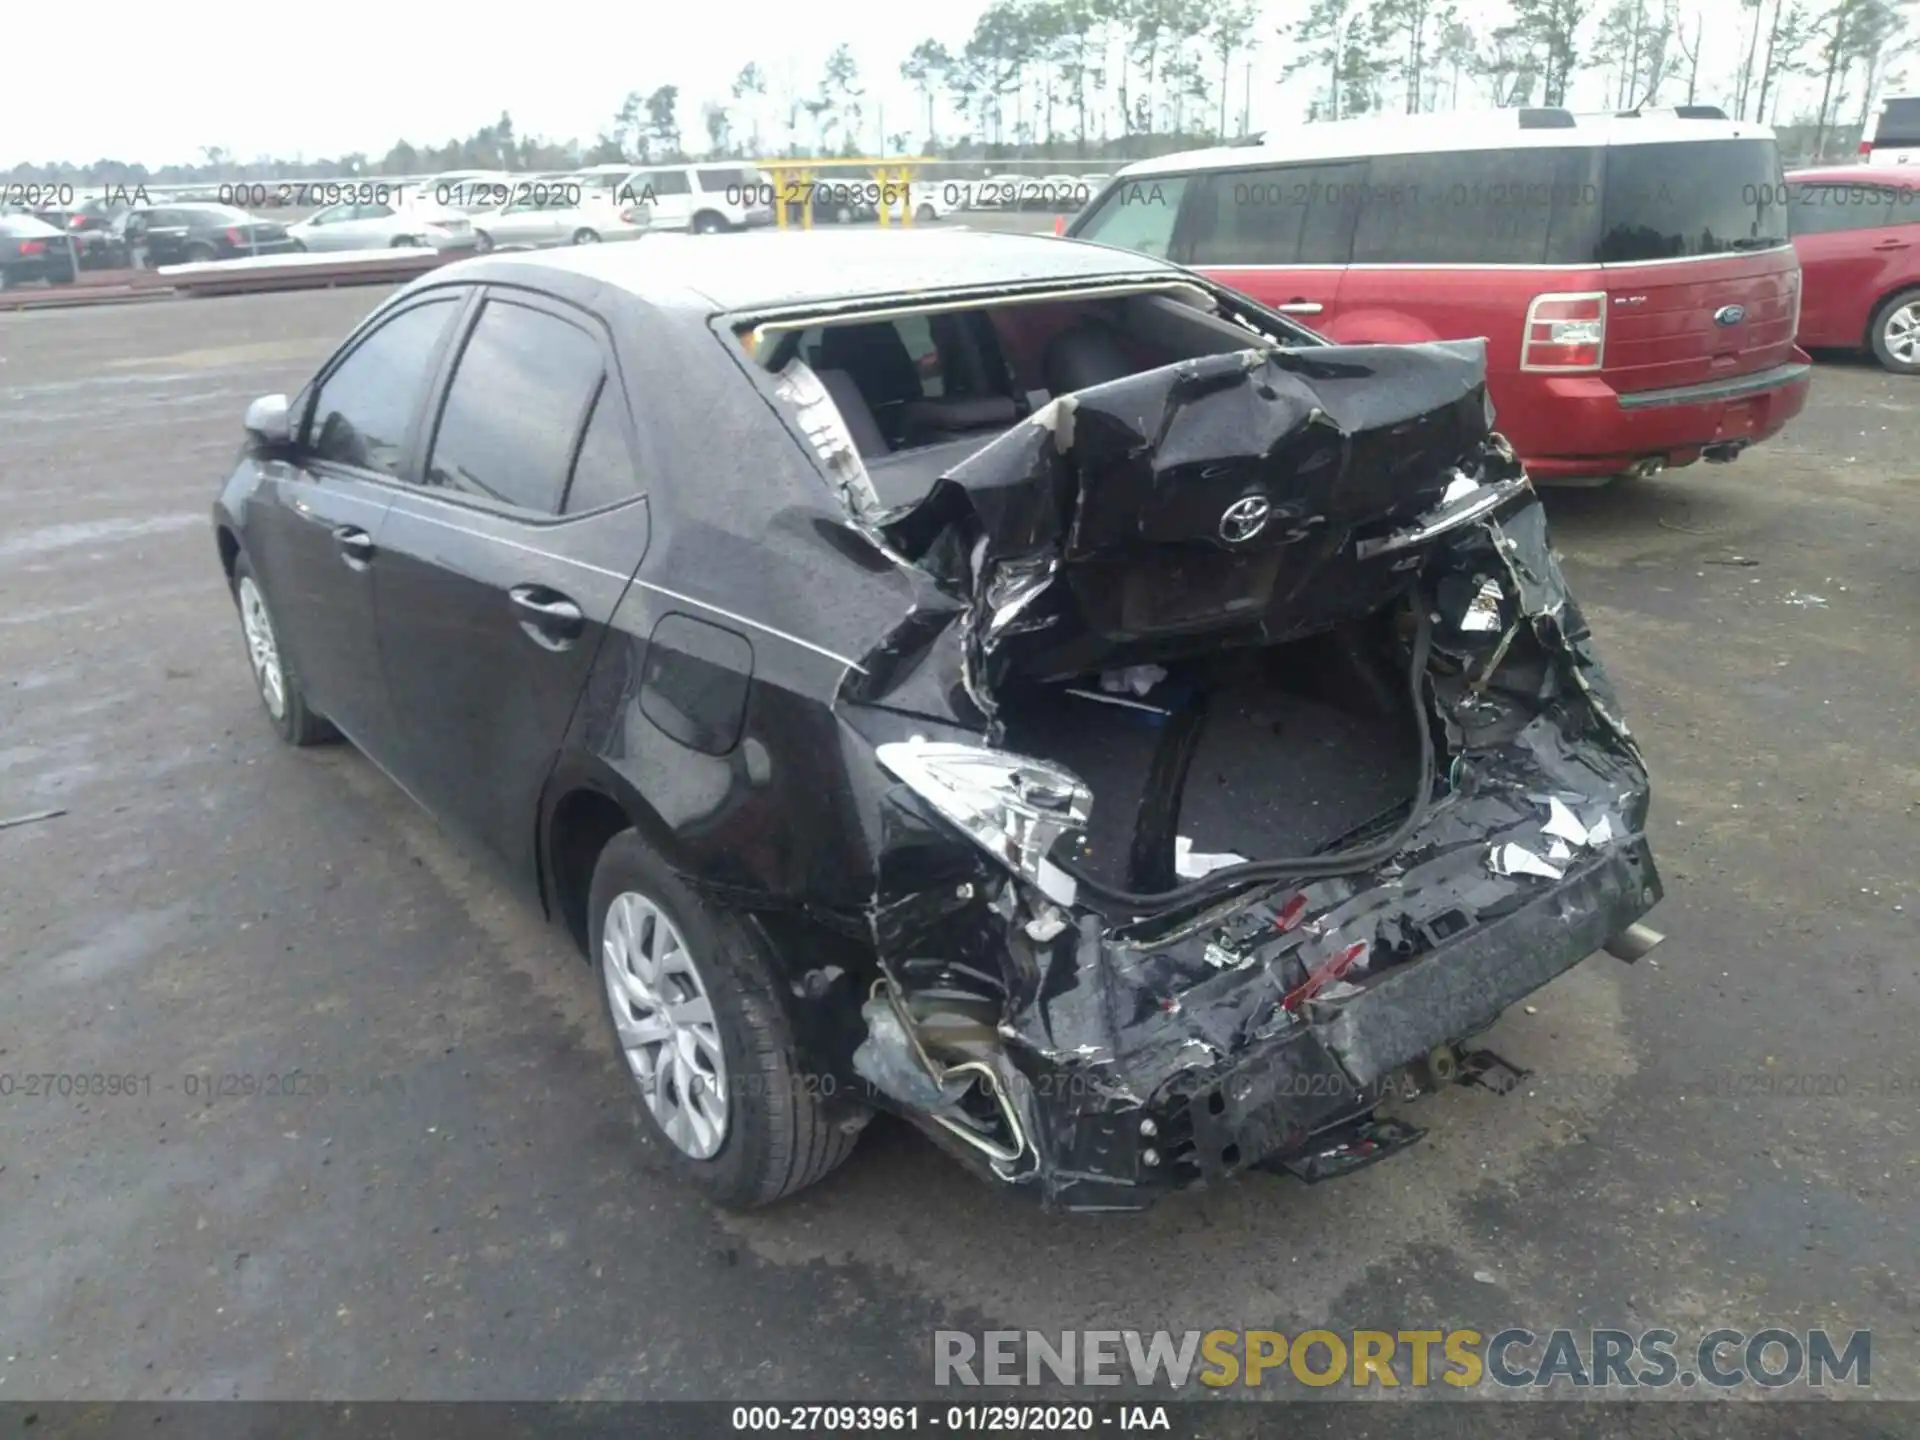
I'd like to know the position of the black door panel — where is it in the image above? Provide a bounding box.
[374,497,647,874]
[245,464,395,747]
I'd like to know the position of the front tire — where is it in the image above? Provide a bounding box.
[915,203,937,223]
[230,557,336,747]
[571,227,600,244]
[589,828,863,1208]
[472,229,494,254]
[1869,288,1920,374]
[390,234,419,248]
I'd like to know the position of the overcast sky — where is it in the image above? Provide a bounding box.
[1,0,1901,167]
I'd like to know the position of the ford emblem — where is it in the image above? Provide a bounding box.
[1714,304,1747,326]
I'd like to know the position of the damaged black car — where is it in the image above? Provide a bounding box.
[212,230,1663,1213]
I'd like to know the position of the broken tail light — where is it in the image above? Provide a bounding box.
[875,739,1092,907]
[1520,292,1606,373]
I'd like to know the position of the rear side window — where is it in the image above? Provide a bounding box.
[1787,182,1920,234]
[1073,176,1190,259]
[1874,97,1920,146]
[1600,139,1787,261]
[424,300,604,513]
[1351,147,1602,264]
[1187,163,1364,265]
[563,381,641,514]
[696,168,749,193]
[308,297,461,476]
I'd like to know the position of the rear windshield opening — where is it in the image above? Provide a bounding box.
[755,287,1295,509]
[1599,139,1787,260]
[1875,97,1920,147]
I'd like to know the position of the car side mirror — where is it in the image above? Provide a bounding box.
[243,393,292,452]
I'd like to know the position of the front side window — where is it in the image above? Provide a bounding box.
[423,300,604,513]
[1072,175,1190,259]
[643,170,693,197]
[307,297,462,476]
[1600,139,1788,261]
[1187,162,1366,265]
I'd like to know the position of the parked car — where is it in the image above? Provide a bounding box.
[1860,94,1920,166]
[0,213,78,289]
[28,200,130,269]
[1071,106,1812,484]
[609,165,772,233]
[212,230,1661,1213]
[976,172,1027,208]
[120,203,301,266]
[290,198,478,254]
[468,191,649,252]
[1021,173,1094,211]
[886,180,954,224]
[1785,166,1920,372]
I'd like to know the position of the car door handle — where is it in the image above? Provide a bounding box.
[509,585,584,650]
[333,525,374,569]
[1872,239,1911,250]
[1277,300,1324,315]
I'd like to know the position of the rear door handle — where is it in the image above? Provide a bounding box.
[333,525,374,569]
[1277,300,1324,315]
[509,584,584,650]
[1872,239,1911,250]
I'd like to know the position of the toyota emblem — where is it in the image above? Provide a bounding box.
[1218,495,1272,544]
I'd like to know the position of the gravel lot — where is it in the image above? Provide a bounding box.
[0,287,1914,1426]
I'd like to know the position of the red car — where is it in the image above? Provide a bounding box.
[1071,107,1813,484]
[1786,166,1920,373]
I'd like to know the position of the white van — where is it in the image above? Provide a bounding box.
[1861,95,1920,165]
[613,165,775,233]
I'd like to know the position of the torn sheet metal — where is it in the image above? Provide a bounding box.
[1174,835,1250,879]
[877,339,1497,710]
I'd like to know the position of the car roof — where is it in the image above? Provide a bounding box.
[470,228,1185,313]
[1786,164,1915,184]
[1113,109,1778,180]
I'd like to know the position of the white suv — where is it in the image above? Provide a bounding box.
[614,165,774,233]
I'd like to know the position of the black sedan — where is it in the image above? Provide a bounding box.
[30,200,131,269]
[0,213,77,289]
[212,231,1663,1212]
[122,202,301,266]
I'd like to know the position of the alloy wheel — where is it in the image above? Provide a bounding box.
[237,576,286,720]
[1883,300,1920,366]
[602,890,730,1158]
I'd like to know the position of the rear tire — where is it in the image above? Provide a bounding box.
[915,203,937,223]
[390,235,419,248]
[186,242,217,263]
[1868,288,1920,374]
[571,227,600,244]
[691,211,726,235]
[473,230,494,254]
[589,828,863,1208]
[229,556,337,747]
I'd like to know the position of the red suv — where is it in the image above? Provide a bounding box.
[1786,167,1920,372]
[1069,107,1812,483]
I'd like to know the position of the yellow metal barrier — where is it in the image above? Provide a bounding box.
[754,158,930,230]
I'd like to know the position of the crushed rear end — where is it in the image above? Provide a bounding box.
[768,298,1661,1211]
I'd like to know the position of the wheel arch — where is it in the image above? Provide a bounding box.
[538,753,691,960]
[1865,283,1920,353]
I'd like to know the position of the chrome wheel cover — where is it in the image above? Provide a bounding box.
[602,891,730,1158]
[1884,300,1920,366]
[237,576,286,720]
